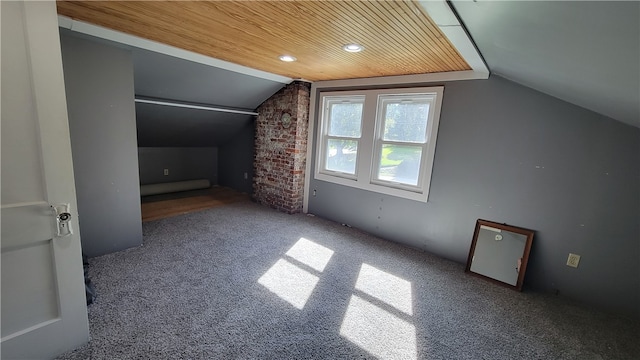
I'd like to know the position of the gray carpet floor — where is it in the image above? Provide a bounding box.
[57,202,639,359]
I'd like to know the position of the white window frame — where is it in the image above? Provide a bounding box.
[370,93,438,192]
[314,86,444,202]
[317,95,366,180]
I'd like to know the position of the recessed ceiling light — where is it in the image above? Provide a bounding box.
[343,43,364,53]
[279,55,297,62]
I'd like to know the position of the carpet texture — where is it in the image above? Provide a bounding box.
[57,202,639,359]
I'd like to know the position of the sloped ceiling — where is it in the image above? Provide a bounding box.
[56,0,471,81]
[60,28,285,147]
[132,48,284,110]
[58,0,639,149]
[56,0,481,147]
[132,48,283,147]
[452,1,640,128]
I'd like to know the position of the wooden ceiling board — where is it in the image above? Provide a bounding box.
[382,1,468,68]
[56,1,471,81]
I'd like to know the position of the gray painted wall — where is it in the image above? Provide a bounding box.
[138,147,218,185]
[218,121,255,194]
[60,33,143,257]
[308,75,640,317]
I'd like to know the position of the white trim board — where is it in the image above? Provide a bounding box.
[310,70,488,90]
[418,0,489,75]
[134,98,259,116]
[57,15,293,84]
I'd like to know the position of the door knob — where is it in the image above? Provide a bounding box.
[58,212,71,222]
[52,204,73,237]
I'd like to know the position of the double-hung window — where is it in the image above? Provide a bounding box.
[319,95,365,178]
[315,87,443,202]
[372,94,434,190]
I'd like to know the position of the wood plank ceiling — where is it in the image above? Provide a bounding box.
[56,1,470,81]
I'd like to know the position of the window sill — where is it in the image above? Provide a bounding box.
[314,172,429,203]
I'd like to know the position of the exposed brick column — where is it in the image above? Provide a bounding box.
[254,81,310,214]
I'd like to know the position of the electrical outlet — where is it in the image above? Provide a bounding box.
[163,169,169,176]
[566,253,581,268]
[244,172,248,180]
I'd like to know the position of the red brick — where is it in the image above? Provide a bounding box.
[253,81,310,214]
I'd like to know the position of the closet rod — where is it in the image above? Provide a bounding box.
[135,97,259,116]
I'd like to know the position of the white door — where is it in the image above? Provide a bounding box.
[1,1,89,359]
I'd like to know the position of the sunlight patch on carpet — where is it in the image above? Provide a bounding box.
[341,264,416,359]
[355,263,413,315]
[258,238,335,309]
[258,259,319,309]
[340,295,417,360]
[285,237,335,272]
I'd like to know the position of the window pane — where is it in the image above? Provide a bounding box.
[329,103,363,137]
[377,144,422,186]
[383,102,430,143]
[326,139,358,174]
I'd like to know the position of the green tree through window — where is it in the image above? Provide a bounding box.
[376,99,430,186]
[324,98,363,175]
